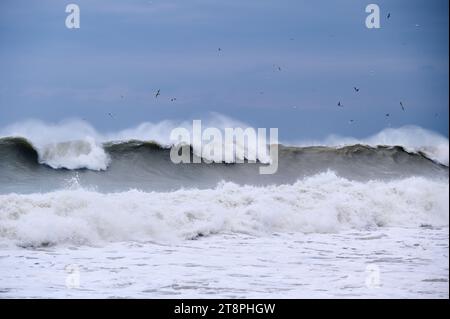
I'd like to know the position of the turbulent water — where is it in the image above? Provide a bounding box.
[0,121,448,298]
[0,136,447,194]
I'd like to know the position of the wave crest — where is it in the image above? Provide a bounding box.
[39,137,110,170]
[0,119,448,170]
[292,125,449,166]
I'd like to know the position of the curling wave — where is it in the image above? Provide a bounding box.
[0,138,448,195]
[0,118,448,194]
[0,135,445,169]
[1,119,449,169]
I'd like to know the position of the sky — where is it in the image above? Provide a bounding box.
[0,0,448,141]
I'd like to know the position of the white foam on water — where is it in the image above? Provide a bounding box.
[1,227,448,298]
[0,171,447,247]
[0,120,109,170]
[38,137,110,170]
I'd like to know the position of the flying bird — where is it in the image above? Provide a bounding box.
[400,101,405,111]
[170,97,177,102]
[353,87,360,92]
[387,13,391,19]
[107,112,114,118]
[155,89,160,98]
[385,113,390,118]
[349,119,355,124]
[337,101,343,107]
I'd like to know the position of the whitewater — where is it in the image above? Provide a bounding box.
[1,118,448,171]
[0,118,448,298]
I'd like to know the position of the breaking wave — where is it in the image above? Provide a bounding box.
[292,125,449,166]
[0,119,449,170]
[0,119,448,171]
[0,171,448,247]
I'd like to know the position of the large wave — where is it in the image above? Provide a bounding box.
[0,115,255,170]
[291,126,449,166]
[0,117,448,170]
[0,171,447,247]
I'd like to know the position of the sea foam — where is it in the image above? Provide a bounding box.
[0,171,447,247]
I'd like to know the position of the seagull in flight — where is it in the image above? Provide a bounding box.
[353,87,360,92]
[400,101,405,111]
[155,89,160,98]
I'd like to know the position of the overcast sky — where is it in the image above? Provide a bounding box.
[0,0,448,140]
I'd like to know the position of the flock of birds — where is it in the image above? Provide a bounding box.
[337,87,407,124]
[106,12,437,123]
[112,64,409,124]
[154,88,176,101]
[333,12,418,125]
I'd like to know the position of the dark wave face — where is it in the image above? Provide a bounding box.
[0,137,447,194]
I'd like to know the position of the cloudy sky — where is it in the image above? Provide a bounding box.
[0,0,448,140]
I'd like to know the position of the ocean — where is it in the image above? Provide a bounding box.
[0,121,448,298]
